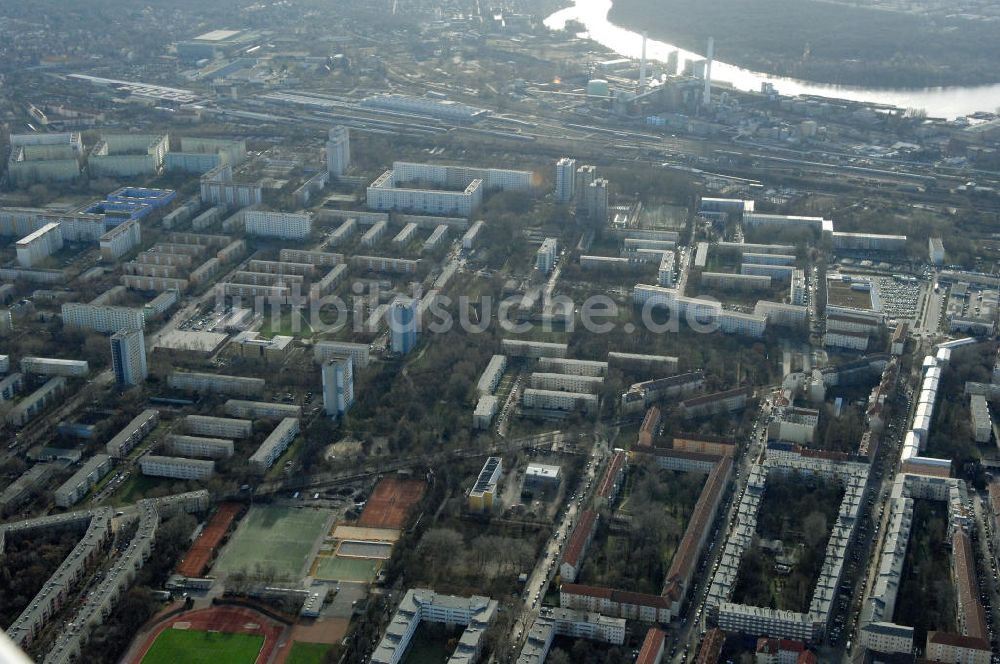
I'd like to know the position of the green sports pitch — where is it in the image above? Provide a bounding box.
[141,629,263,664]
[213,505,330,579]
[286,642,333,664]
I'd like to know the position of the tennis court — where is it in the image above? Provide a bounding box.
[357,477,426,529]
[213,505,330,579]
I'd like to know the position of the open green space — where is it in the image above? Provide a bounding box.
[213,505,330,580]
[286,641,333,664]
[313,556,381,583]
[581,466,705,594]
[894,500,956,644]
[140,629,263,664]
[733,471,844,612]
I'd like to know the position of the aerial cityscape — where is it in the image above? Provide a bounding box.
[2,1,1000,664]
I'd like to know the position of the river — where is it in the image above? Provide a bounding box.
[544,0,1000,119]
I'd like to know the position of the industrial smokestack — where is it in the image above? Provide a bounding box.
[639,33,648,93]
[704,37,714,106]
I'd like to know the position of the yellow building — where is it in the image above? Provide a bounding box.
[468,456,502,513]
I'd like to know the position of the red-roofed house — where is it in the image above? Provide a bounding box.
[560,583,673,623]
[596,450,627,508]
[560,510,598,583]
[925,631,991,664]
[636,627,666,664]
[755,637,809,664]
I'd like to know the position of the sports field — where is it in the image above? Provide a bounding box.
[285,642,332,664]
[141,629,263,664]
[357,478,426,529]
[213,505,330,579]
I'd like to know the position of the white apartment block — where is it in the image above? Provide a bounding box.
[658,251,675,287]
[831,232,907,253]
[462,219,485,250]
[422,224,449,252]
[54,454,113,508]
[367,170,483,217]
[17,222,64,267]
[200,164,263,208]
[743,213,833,235]
[701,272,771,291]
[249,418,299,470]
[754,301,808,327]
[140,455,214,480]
[184,415,252,439]
[279,248,344,267]
[322,356,354,418]
[971,394,992,443]
[393,222,418,246]
[474,395,499,430]
[224,400,302,420]
[555,157,576,203]
[536,238,558,274]
[328,218,357,245]
[326,125,351,176]
[168,371,265,396]
[501,339,568,358]
[372,589,498,664]
[105,409,160,458]
[6,377,66,427]
[313,340,371,368]
[360,219,388,247]
[99,220,141,260]
[530,372,604,393]
[740,263,795,281]
[20,357,89,378]
[110,327,147,387]
[824,330,870,352]
[165,435,234,459]
[929,237,945,265]
[523,388,598,413]
[791,269,806,305]
[350,255,420,274]
[244,210,313,240]
[742,252,796,266]
[89,134,169,178]
[536,358,608,377]
[477,354,507,395]
[392,161,533,192]
[62,303,145,334]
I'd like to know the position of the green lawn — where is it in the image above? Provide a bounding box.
[213,505,330,580]
[286,641,332,664]
[141,629,263,664]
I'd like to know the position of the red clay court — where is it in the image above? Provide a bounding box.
[357,477,426,529]
[130,605,284,664]
[176,502,243,578]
